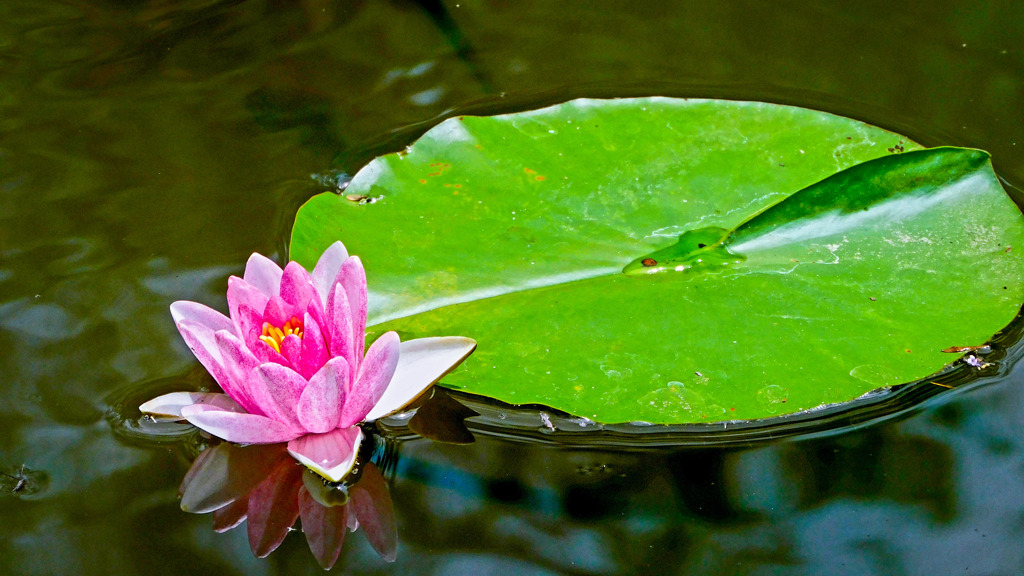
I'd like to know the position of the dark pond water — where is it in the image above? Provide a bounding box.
[4,1,1024,574]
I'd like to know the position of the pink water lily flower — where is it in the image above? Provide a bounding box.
[141,241,476,481]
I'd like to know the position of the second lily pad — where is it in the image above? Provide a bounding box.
[291,98,1024,424]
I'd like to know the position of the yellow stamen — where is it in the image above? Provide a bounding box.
[258,333,281,354]
[259,317,304,354]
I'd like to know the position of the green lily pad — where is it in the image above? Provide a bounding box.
[291,98,1024,425]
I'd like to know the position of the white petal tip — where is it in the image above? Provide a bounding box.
[365,336,477,421]
[139,392,206,419]
[321,241,349,261]
[288,428,363,483]
[169,301,234,331]
[140,392,244,420]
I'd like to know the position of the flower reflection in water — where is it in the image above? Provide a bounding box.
[179,440,396,569]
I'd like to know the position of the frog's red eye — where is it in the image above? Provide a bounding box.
[641,258,657,267]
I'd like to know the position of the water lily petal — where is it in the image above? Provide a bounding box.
[181,404,302,443]
[246,459,304,558]
[252,363,309,430]
[340,331,400,427]
[170,301,234,333]
[243,252,283,297]
[311,241,349,304]
[296,357,348,433]
[175,318,224,370]
[280,261,316,310]
[227,277,269,335]
[213,330,265,415]
[340,257,368,362]
[140,391,244,420]
[234,303,266,351]
[299,312,330,379]
[366,336,478,421]
[250,337,289,367]
[305,284,328,317]
[175,319,236,400]
[350,462,397,562]
[262,295,291,327]
[287,427,362,482]
[279,333,303,371]
[326,282,355,369]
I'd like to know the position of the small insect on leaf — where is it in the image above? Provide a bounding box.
[641,258,657,267]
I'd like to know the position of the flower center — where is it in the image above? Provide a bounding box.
[259,317,303,354]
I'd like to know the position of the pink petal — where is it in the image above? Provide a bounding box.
[140,391,244,420]
[299,489,348,570]
[366,336,477,421]
[251,336,289,367]
[340,257,368,361]
[175,318,226,378]
[340,332,400,427]
[181,404,302,444]
[279,333,303,371]
[298,313,330,379]
[304,292,330,354]
[326,283,355,368]
[227,278,269,336]
[213,330,265,415]
[296,357,348,433]
[246,459,304,558]
[279,261,316,311]
[251,363,309,431]
[170,301,234,334]
[263,295,291,327]
[175,320,249,409]
[234,304,266,351]
[243,252,283,297]
[350,462,397,562]
[305,291,328,329]
[287,427,362,482]
[311,242,349,304]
